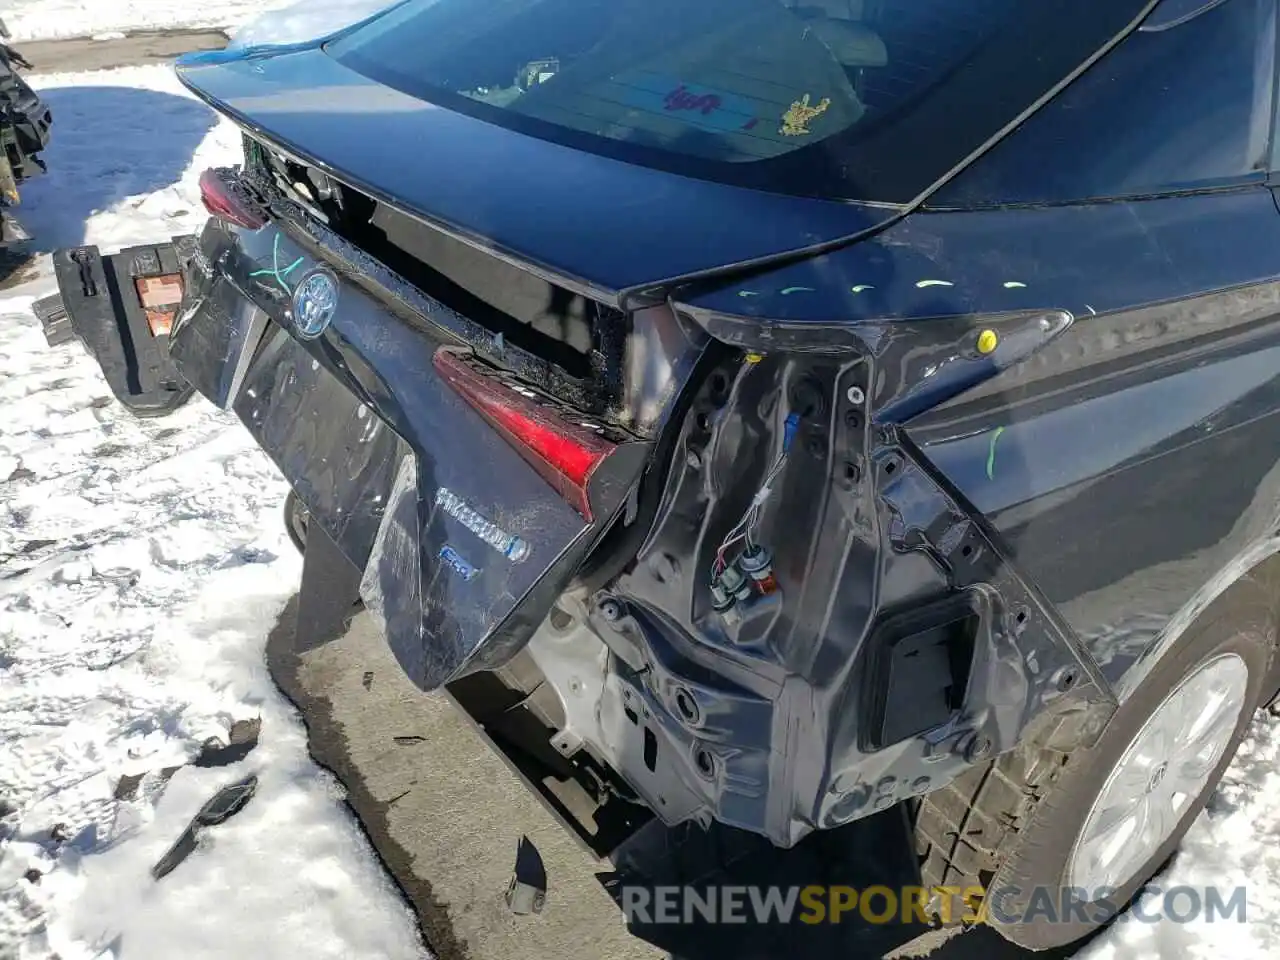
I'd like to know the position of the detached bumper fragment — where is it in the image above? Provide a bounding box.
[38,239,197,417]
[0,42,52,185]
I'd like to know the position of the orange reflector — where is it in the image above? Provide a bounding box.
[135,274,184,337]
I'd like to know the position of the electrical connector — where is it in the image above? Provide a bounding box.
[720,563,751,603]
[712,563,752,619]
[739,544,772,580]
[739,544,779,595]
[710,410,801,592]
[782,412,801,453]
[710,578,734,613]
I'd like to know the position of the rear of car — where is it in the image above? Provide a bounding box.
[39,0,1280,950]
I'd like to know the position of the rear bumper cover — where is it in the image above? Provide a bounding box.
[44,241,196,416]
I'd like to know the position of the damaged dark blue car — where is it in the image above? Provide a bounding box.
[36,0,1280,949]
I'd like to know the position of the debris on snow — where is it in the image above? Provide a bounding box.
[150,773,258,881]
[3,0,295,42]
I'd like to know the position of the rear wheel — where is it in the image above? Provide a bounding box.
[914,582,1272,950]
[284,490,309,555]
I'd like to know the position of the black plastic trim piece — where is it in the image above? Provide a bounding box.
[860,593,981,751]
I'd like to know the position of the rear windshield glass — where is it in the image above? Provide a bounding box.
[327,0,1153,204]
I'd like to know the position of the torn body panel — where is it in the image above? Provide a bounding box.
[172,207,685,690]
[676,187,1280,709]
[568,349,1113,846]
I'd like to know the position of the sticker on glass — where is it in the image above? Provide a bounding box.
[779,94,831,137]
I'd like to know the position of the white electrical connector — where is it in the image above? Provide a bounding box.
[710,404,803,583]
[712,449,789,578]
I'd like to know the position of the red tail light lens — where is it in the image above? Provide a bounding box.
[434,350,613,520]
[199,168,267,230]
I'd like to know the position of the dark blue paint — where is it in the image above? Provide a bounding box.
[920,344,1280,517]
[902,268,1280,700]
[173,218,659,690]
[679,187,1280,329]
[933,0,1275,206]
[174,48,892,301]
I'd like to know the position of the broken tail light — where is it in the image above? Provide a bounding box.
[433,350,613,520]
[199,167,267,230]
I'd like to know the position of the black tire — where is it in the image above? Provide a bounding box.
[915,579,1273,951]
[284,491,309,555]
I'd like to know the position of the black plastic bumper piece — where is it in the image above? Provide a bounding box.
[46,239,198,417]
[0,208,30,244]
[33,291,72,346]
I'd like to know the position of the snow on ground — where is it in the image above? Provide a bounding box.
[2,0,395,43]
[1079,714,1280,960]
[1,0,288,42]
[0,64,425,959]
[223,0,397,49]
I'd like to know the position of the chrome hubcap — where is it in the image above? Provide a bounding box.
[1067,653,1249,892]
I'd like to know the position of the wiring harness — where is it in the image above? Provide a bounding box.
[709,411,801,619]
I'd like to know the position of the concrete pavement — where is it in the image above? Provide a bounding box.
[18,29,229,74]
[266,599,661,960]
[264,594,1084,960]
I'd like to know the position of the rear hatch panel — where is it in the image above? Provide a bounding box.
[177,209,658,688]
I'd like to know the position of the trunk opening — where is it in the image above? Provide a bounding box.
[242,135,623,397]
